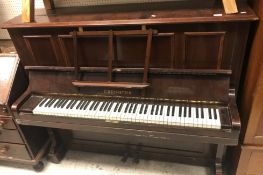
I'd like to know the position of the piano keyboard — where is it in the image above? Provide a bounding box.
[32,97,222,129]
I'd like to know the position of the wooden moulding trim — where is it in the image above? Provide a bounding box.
[60,33,176,38]
[24,66,232,75]
[184,31,226,70]
[72,81,149,89]
[69,30,158,37]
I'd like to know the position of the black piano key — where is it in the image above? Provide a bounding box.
[155,105,159,115]
[172,106,175,116]
[89,101,97,110]
[39,98,48,107]
[61,99,69,108]
[107,102,113,111]
[93,101,99,110]
[103,102,110,111]
[118,103,124,112]
[66,100,74,109]
[159,105,163,115]
[99,101,106,111]
[167,106,170,116]
[44,98,53,107]
[80,100,88,110]
[124,103,130,113]
[58,99,66,108]
[67,100,74,109]
[49,98,57,107]
[196,108,199,118]
[114,102,119,112]
[189,106,191,118]
[133,103,138,113]
[201,108,204,119]
[54,99,61,108]
[179,106,182,117]
[144,104,148,114]
[54,99,62,108]
[84,101,90,110]
[139,104,144,114]
[213,109,217,119]
[128,103,134,113]
[56,99,63,108]
[183,106,187,117]
[151,105,155,115]
[76,100,84,109]
[70,100,77,109]
[94,101,100,110]
[209,108,212,119]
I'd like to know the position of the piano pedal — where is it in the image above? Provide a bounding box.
[121,144,131,163]
[132,143,142,164]
[47,129,67,164]
[47,143,66,164]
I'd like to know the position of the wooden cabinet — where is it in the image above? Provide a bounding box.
[0,54,49,171]
[236,0,263,174]
[237,146,263,175]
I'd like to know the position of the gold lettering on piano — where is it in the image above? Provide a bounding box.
[103,90,132,95]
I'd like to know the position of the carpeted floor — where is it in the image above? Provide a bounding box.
[0,150,211,175]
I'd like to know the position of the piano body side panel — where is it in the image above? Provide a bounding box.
[7,22,252,91]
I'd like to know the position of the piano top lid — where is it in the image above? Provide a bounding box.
[1,2,258,29]
[0,54,20,105]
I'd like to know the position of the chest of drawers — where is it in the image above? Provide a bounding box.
[0,54,49,171]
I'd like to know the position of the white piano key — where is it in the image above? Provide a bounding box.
[117,103,127,122]
[203,108,211,128]
[192,107,197,127]
[50,99,63,116]
[215,109,221,128]
[211,108,217,129]
[186,107,194,127]
[184,107,191,126]
[93,101,104,119]
[145,104,153,124]
[107,102,118,121]
[197,108,203,128]
[62,100,74,117]
[180,107,185,126]
[174,106,180,126]
[162,105,168,125]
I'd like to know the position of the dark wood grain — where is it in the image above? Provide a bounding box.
[2,1,258,174]
[1,2,257,29]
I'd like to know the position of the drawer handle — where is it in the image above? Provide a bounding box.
[0,145,9,154]
[2,107,8,113]
[0,120,5,134]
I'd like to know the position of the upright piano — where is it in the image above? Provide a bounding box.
[1,0,258,174]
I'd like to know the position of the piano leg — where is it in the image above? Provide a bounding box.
[121,143,131,163]
[47,128,67,163]
[133,143,142,164]
[215,144,226,175]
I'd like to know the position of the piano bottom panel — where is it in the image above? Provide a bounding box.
[60,130,216,167]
